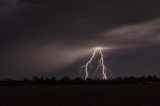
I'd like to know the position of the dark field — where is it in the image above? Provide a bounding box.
[0,84,160,106]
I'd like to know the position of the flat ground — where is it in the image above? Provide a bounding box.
[0,84,160,106]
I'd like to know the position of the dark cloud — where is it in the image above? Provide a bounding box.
[0,0,160,79]
[1,0,160,44]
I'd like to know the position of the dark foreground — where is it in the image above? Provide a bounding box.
[0,84,160,106]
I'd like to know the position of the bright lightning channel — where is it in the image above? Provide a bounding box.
[80,47,111,80]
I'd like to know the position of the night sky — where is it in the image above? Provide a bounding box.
[0,0,160,79]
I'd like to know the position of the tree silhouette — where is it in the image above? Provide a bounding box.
[0,75,160,85]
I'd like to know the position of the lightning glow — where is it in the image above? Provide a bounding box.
[80,47,112,80]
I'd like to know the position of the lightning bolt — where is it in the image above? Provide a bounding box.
[99,49,107,80]
[80,47,112,80]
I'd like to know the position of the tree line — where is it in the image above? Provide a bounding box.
[0,75,160,85]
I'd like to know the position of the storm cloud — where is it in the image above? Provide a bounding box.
[0,0,160,79]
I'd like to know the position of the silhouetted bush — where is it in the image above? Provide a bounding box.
[32,76,44,85]
[59,76,72,84]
